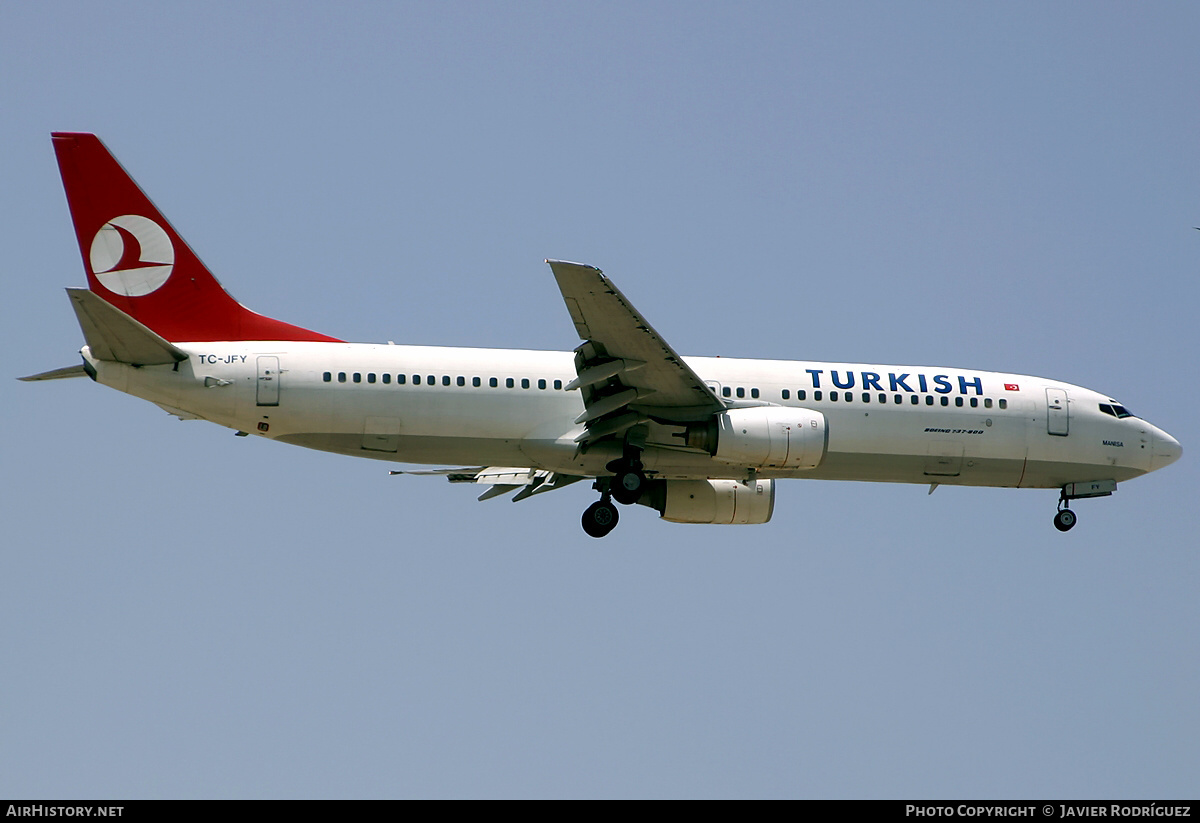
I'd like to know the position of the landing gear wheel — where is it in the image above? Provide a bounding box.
[1053,508,1077,532]
[610,467,646,505]
[582,500,620,538]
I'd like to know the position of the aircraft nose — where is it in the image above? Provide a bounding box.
[1151,428,1182,471]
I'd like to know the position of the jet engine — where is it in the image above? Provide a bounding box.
[638,478,776,525]
[681,407,827,470]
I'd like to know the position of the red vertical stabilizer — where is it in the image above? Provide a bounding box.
[51,132,342,343]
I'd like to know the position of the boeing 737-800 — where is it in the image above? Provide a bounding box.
[22,133,1182,537]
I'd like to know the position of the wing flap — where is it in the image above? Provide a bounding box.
[564,358,645,391]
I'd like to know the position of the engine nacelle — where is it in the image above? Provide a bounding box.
[638,478,776,525]
[684,407,827,470]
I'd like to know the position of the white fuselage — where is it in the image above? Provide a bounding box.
[83,341,1181,492]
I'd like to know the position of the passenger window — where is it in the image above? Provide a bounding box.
[554,379,563,390]
[382,373,391,384]
[955,397,963,407]
[457,376,465,387]
[814,391,822,401]
[984,398,992,408]
[442,375,450,386]
[844,392,852,402]
[751,388,759,399]
[427,375,435,385]
[338,372,346,383]
[397,374,406,385]
[538,379,547,390]
[999,399,1007,409]
[521,378,530,389]
[473,377,481,387]
[910,395,919,405]
[941,396,949,406]
[970,397,978,408]
[367,373,376,384]
[880,393,888,404]
[413,375,421,385]
[798,390,807,401]
[323,372,331,382]
[353,373,362,383]
[782,389,790,400]
[736,387,745,398]
[830,391,838,402]
[506,378,514,388]
[490,377,498,388]
[894,394,903,404]
[722,386,731,398]
[926,396,934,405]
[862,393,871,403]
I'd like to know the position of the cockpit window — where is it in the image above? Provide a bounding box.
[1100,403,1136,419]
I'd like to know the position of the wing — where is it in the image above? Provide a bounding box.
[547,260,724,449]
[394,466,585,502]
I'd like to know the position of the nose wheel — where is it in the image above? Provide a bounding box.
[1053,508,1077,532]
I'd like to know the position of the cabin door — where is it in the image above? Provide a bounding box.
[1046,388,1069,436]
[256,356,280,406]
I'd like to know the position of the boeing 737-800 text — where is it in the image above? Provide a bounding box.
[22,133,1182,537]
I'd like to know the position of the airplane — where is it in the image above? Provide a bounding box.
[22,133,1182,538]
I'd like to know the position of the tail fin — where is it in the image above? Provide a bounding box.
[51,133,341,343]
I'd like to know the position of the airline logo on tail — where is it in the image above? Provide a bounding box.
[89,215,174,296]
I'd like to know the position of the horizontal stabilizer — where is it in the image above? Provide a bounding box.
[18,364,89,381]
[67,288,188,365]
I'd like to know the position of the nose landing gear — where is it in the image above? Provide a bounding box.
[1052,480,1117,532]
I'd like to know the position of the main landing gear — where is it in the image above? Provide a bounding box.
[582,492,620,538]
[580,451,647,538]
[609,456,647,506]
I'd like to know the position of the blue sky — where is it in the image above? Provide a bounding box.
[3,1,1197,798]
